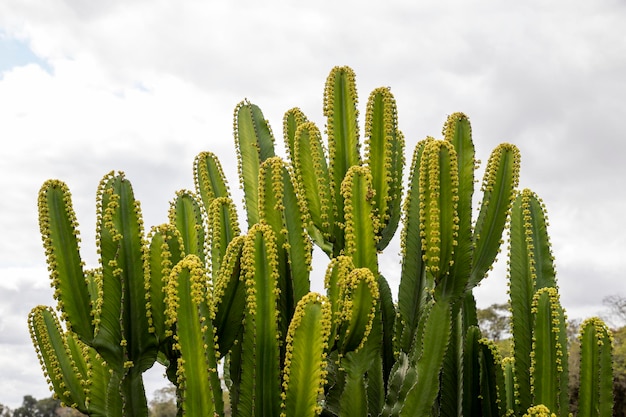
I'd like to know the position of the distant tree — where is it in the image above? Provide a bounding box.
[0,403,12,417]
[149,385,177,417]
[604,294,626,327]
[477,303,510,341]
[10,395,81,417]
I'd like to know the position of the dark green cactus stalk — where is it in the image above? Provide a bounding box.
[530,287,569,415]
[577,317,614,417]
[509,189,558,414]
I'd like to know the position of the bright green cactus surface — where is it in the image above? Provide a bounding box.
[29,66,613,416]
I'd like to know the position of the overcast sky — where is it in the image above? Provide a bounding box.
[1,0,625,409]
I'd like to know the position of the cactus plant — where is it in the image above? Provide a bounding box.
[29,66,614,417]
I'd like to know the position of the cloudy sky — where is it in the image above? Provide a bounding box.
[1,0,625,409]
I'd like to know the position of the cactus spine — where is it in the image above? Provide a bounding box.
[29,66,614,416]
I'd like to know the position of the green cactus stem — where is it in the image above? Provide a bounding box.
[577,317,614,417]
[234,99,276,227]
[418,139,460,299]
[28,305,120,416]
[37,180,94,344]
[364,86,405,250]
[469,142,521,288]
[341,165,379,274]
[530,287,569,415]
[164,254,223,416]
[509,188,557,414]
[237,223,282,417]
[291,121,334,254]
[280,292,332,417]
[169,190,207,265]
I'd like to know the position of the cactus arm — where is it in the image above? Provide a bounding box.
[443,113,475,286]
[238,223,282,417]
[397,139,431,353]
[336,267,379,355]
[92,173,157,379]
[212,235,246,357]
[502,358,516,414]
[478,338,507,417]
[38,180,94,343]
[169,190,207,265]
[341,165,379,274]
[523,191,556,290]
[145,224,184,346]
[578,317,614,417]
[283,107,309,164]
[28,306,114,416]
[281,293,332,417]
[462,326,483,416]
[419,140,462,300]
[164,255,223,416]
[29,306,89,412]
[530,287,568,415]
[338,351,369,417]
[377,274,398,387]
[381,353,418,417]
[292,121,334,254]
[364,87,405,250]
[470,144,521,288]
[324,255,355,347]
[207,197,241,281]
[193,151,231,211]
[509,189,557,413]
[258,157,312,309]
[324,66,361,255]
[400,300,452,417]
[234,100,276,226]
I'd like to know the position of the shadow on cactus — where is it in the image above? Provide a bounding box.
[29,66,613,416]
